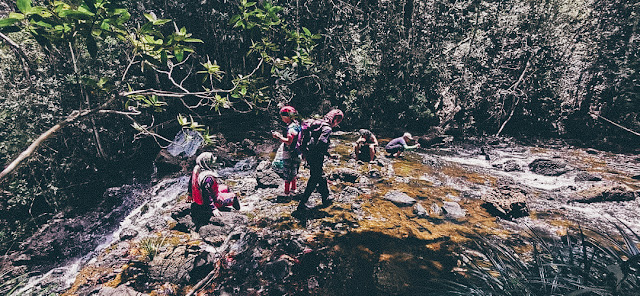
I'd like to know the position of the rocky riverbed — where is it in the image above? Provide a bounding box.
[4,134,639,295]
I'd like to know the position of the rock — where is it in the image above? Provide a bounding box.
[148,245,213,284]
[154,149,185,178]
[430,203,443,216]
[264,259,291,281]
[570,184,638,203]
[632,175,640,180]
[574,171,602,182]
[442,201,465,219]
[481,186,529,219]
[383,191,417,206]
[528,158,569,176]
[329,168,360,183]
[92,285,150,296]
[413,203,427,218]
[119,229,139,241]
[502,160,522,172]
[585,148,599,155]
[256,169,281,188]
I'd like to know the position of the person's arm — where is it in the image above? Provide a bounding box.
[371,135,379,146]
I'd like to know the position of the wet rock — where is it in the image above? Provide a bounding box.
[632,175,640,180]
[264,259,291,281]
[481,186,529,219]
[148,245,213,284]
[442,201,465,219]
[256,169,280,188]
[329,168,360,183]
[501,160,522,172]
[430,203,443,216]
[574,171,602,182]
[92,285,149,296]
[154,149,185,178]
[413,203,427,218]
[585,148,599,155]
[383,191,416,206]
[528,158,569,176]
[119,229,139,241]
[570,184,638,203]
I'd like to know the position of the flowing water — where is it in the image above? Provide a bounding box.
[9,136,640,295]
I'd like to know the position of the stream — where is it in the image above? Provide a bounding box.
[7,135,640,295]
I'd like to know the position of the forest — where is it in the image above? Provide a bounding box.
[0,0,639,295]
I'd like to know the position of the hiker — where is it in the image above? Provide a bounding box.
[354,128,378,162]
[188,152,240,217]
[385,132,420,157]
[271,106,302,196]
[297,109,344,212]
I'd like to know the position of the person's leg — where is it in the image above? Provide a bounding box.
[368,144,376,162]
[291,178,297,191]
[299,155,323,210]
[284,181,291,195]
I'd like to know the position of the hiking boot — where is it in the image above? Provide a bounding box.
[233,195,241,210]
[296,203,309,212]
[321,195,333,207]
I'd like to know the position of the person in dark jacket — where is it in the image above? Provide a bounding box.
[297,109,343,212]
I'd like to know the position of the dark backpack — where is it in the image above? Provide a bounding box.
[296,119,330,157]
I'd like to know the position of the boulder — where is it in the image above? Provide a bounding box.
[570,184,638,203]
[154,149,185,178]
[329,168,360,183]
[442,201,466,219]
[574,171,602,182]
[256,170,281,188]
[502,160,522,172]
[383,191,416,206]
[528,158,569,176]
[413,203,427,218]
[148,245,214,284]
[481,186,529,219]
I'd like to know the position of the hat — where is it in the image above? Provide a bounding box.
[196,152,217,171]
[323,109,344,123]
[279,106,297,116]
[403,132,414,140]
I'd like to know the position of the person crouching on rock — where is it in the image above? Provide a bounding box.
[354,128,378,163]
[384,132,420,158]
[189,152,240,217]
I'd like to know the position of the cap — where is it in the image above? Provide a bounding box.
[403,132,413,140]
[279,106,297,116]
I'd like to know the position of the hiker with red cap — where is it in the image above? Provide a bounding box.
[384,132,420,157]
[189,152,240,218]
[296,109,344,213]
[271,106,302,196]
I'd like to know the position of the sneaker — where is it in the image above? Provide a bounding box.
[232,195,241,210]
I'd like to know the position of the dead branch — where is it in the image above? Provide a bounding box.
[0,32,34,80]
[0,96,119,182]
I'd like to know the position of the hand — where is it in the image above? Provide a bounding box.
[272,131,282,139]
[212,208,222,217]
[417,143,421,148]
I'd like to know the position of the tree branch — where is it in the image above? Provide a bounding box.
[0,32,34,80]
[0,95,119,182]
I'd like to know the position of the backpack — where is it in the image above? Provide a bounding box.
[296,119,331,157]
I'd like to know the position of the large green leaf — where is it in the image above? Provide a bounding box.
[16,0,32,14]
[59,9,95,20]
[0,18,20,28]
